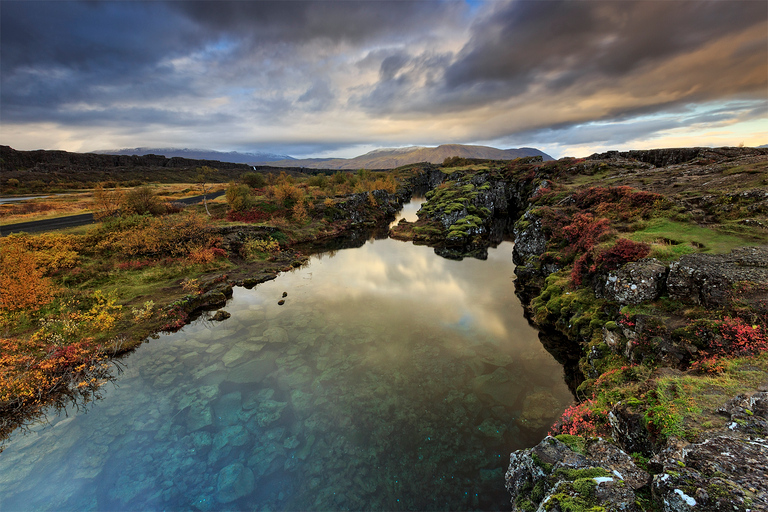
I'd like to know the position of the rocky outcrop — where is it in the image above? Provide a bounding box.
[508,389,768,511]
[649,390,768,511]
[327,189,408,226]
[505,436,650,511]
[589,147,768,167]
[667,247,768,308]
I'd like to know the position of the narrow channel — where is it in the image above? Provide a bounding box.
[0,201,573,511]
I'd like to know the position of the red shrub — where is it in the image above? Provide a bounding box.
[227,208,271,223]
[549,399,608,437]
[561,213,611,254]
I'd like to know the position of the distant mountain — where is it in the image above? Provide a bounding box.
[268,144,553,169]
[94,147,294,165]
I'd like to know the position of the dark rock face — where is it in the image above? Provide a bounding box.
[505,436,648,511]
[667,247,768,308]
[589,147,768,167]
[608,402,659,456]
[330,189,407,226]
[512,211,548,265]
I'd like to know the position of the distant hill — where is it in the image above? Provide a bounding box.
[268,144,553,169]
[94,147,294,165]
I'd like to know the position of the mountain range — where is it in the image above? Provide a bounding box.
[268,145,553,169]
[94,144,553,170]
[93,147,294,164]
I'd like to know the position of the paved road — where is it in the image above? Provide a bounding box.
[0,191,225,236]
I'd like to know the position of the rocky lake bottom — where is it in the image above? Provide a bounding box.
[0,228,573,510]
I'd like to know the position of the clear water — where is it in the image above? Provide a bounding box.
[0,224,573,511]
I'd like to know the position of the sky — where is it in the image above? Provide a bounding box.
[1,0,766,159]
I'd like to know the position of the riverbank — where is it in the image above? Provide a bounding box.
[389,147,768,510]
[2,148,767,510]
[0,169,415,448]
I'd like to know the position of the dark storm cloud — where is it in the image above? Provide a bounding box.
[0,1,206,122]
[444,0,767,97]
[169,1,466,44]
[356,0,766,117]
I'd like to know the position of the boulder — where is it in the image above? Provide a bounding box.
[596,258,668,305]
[216,463,255,503]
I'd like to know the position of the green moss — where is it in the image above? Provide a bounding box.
[531,452,553,474]
[553,467,611,481]
[555,434,586,455]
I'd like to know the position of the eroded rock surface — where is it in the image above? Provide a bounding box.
[505,436,648,511]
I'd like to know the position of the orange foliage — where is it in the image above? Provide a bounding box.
[0,243,55,312]
[3,233,84,274]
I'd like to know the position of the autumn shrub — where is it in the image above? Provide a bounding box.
[94,213,211,259]
[226,207,272,223]
[242,171,267,189]
[291,199,309,223]
[2,233,84,274]
[226,182,256,212]
[0,243,56,313]
[549,400,608,437]
[123,186,164,216]
[561,213,612,254]
[571,238,651,286]
[241,238,281,260]
[271,182,304,206]
[188,246,227,264]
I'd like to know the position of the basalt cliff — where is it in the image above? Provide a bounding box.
[392,147,768,511]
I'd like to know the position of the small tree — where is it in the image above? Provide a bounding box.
[196,166,218,217]
[92,183,124,220]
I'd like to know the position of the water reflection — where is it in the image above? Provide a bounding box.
[0,237,572,511]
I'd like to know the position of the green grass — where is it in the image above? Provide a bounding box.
[626,218,758,257]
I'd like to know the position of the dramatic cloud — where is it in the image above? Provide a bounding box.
[1,0,765,157]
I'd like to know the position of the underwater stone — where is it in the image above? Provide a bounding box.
[186,403,213,432]
[242,388,275,410]
[471,367,522,408]
[263,326,290,344]
[213,392,243,426]
[257,400,288,427]
[205,343,226,354]
[519,390,562,430]
[190,431,213,451]
[277,365,314,390]
[213,426,249,452]
[289,389,314,416]
[296,435,315,460]
[222,346,250,367]
[216,463,255,503]
[225,359,274,384]
[283,436,300,450]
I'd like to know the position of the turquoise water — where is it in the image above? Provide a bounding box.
[0,231,572,510]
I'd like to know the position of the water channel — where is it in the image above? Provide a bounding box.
[0,202,573,511]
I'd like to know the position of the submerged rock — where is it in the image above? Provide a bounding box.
[216,463,255,503]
